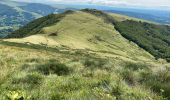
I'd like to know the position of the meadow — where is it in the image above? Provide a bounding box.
[0,9,170,99]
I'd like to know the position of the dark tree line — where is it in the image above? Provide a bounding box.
[114,20,170,62]
[7,10,74,38]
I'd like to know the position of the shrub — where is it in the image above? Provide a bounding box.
[124,62,148,71]
[120,69,136,85]
[139,68,170,99]
[50,93,63,100]
[36,62,72,76]
[83,58,107,69]
[150,82,170,99]
[157,70,170,82]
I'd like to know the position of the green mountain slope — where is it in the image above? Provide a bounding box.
[7,10,74,38]
[6,10,154,62]
[81,9,170,62]
[114,19,170,62]
[0,10,170,99]
[0,0,57,37]
[8,9,170,62]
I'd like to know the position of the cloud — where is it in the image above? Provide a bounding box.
[12,0,170,7]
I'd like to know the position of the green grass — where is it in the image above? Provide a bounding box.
[35,61,73,75]
[0,39,169,100]
[0,10,170,99]
[6,10,155,63]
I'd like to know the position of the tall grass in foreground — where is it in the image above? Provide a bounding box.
[0,43,169,100]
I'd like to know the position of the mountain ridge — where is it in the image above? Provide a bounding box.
[0,9,170,99]
[5,10,155,62]
[7,9,170,62]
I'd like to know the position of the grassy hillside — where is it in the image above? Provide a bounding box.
[7,10,74,38]
[0,0,81,37]
[1,10,170,99]
[81,9,170,62]
[7,11,154,62]
[114,20,170,62]
[0,40,169,100]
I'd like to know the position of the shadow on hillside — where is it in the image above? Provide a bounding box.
[0,40,94,57]
[0,40,135,61]
[0,40,59,53]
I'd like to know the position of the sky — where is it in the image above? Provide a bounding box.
[12,0,170,7]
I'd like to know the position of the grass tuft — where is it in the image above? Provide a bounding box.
[36,62,72,76]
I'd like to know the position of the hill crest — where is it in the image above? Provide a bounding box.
[5,10,156,63]
[1,9,170,99]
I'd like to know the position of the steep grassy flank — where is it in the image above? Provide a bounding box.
[6,10,155,62]
[114,20,170,62]
[0,40,169,99]
[81,9,170,62]
[7,10,74,38]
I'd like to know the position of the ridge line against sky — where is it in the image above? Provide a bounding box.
[12,0,170,8]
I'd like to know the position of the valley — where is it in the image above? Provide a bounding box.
[0,0,71,36]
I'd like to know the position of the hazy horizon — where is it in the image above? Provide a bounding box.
[12,0,170,9]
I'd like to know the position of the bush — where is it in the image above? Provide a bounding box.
[84,58,107,69]
[36,62,72,76]
[50,93,63,100]
[140,68,170,99]
[120,69,136,85]
[150,82,170,99]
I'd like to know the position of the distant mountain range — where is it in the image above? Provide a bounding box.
[0,0,77,37]
[53,4,170,24]
[0,0,55,37]
[0,0,170,37]
[105,8,170,24]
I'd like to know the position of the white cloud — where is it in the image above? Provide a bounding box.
[12,0,170,7]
